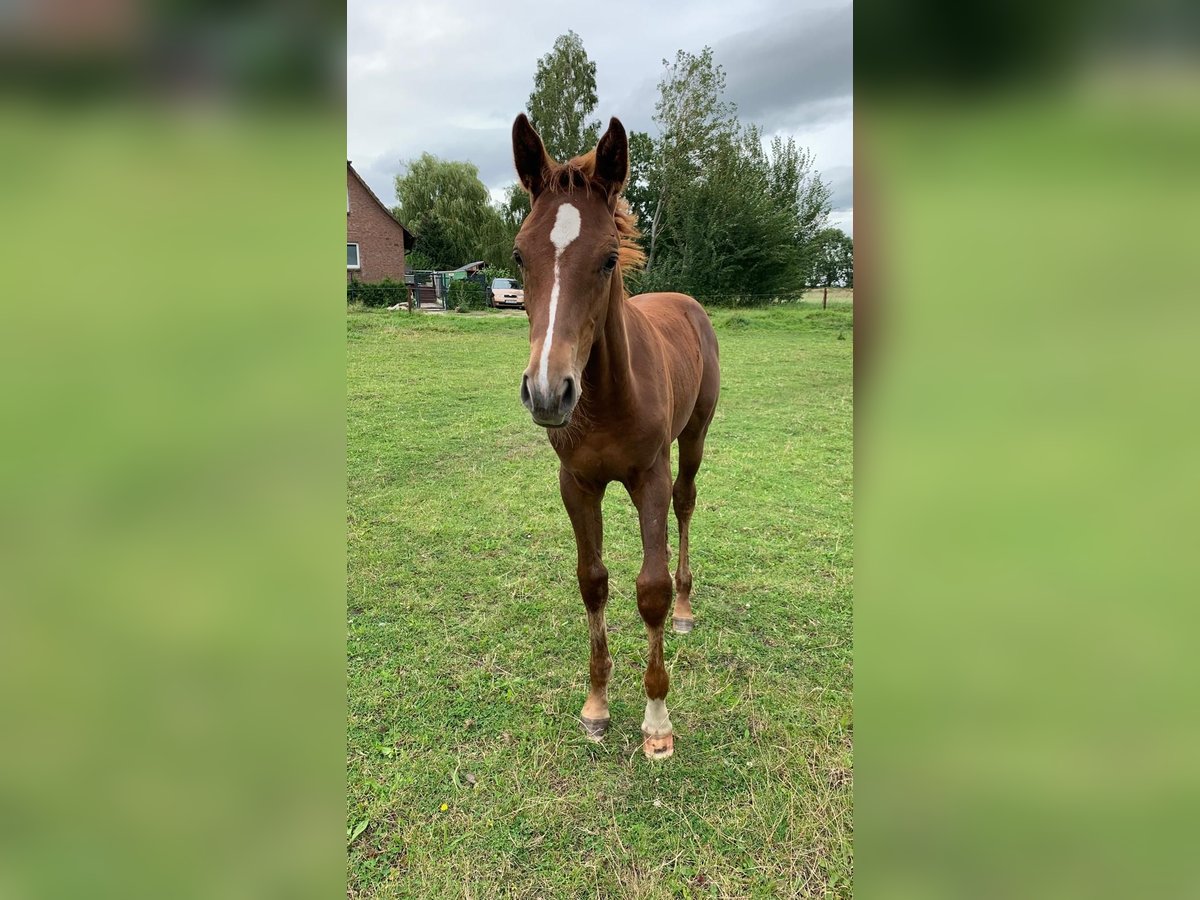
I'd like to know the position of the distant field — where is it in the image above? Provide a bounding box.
[347,304,853,898]
[812,287,853,304]
[452,289,851,317]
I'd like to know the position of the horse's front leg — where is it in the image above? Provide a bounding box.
[629,454,676,759]
[559,467,611,740]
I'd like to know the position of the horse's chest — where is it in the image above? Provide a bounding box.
[556,434,656,485]
[558,443,620,483]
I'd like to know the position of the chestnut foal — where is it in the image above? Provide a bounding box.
[510,114,720,759]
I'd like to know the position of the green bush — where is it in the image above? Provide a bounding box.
[481,264,516,286]
[690,290,810,309]
[347,278,409,308]
[405,249,436,272]
[447,278,487,311]
[622,266,675,298]
[624,267,793,308]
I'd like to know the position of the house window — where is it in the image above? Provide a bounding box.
[347,243,361,269]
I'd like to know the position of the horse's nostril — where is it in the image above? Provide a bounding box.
[561,376,576,409]
[520,374,532,407]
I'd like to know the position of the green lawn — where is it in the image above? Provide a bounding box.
[347,303,853,898]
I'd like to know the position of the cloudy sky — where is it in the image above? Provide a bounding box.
[348,0,852,234]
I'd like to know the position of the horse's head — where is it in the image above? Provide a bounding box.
[511,114,630,428]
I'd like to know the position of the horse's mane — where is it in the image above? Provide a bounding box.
[539,151,646,273]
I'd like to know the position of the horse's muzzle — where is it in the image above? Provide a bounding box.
[521,372,577,428]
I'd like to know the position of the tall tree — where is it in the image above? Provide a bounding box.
[499,30,599,274]
[526,31,601,162]
[660,129,806,300]
[628,47,833,301]
[739,127,832,286]
[501,183,530,231]
[653,47,737,185]
[624,130,660,248]
[809,227,854,287]
[393,153,503,270]
[644,47,738,270]
[761,131,832,257]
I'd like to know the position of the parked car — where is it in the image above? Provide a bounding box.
[489,278,525,309]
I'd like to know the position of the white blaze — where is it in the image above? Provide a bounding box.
[538,202,581,392]
[642,698,672,737]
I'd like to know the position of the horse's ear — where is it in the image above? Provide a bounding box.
[513,114,554,199]
[594,117,629,198]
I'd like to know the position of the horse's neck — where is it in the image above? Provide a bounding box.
[582,275,636,412]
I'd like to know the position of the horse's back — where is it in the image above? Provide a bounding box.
[628,292,720,437]
[628,291,717,353]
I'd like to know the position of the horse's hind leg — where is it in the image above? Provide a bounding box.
[671,419,709,634]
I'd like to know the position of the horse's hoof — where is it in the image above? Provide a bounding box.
[672,616,694,634]
[642,730,674,760]
[581,716,609,741]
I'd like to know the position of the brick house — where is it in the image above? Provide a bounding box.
[347,161,415,283]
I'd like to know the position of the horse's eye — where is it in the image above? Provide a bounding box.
[603,253,619,273]
[512,249,524,268]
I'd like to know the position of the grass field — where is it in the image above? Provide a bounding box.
[347,302,853,898]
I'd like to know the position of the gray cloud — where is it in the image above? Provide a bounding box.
[718,4,852,130]
[348,0,851,231]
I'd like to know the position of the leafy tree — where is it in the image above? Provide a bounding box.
[476,206,521,275]
[624,130,660,243]
[809,227,854,287]
[494,32,599,270]
[659,130,805,301]
[504,39,836,305]
[759,130,832,267]
[527,31,601,162]
[404,248,436,272]
[628,48,831,301]
[645,47,739,271]
[500,183,530,231]
[393,153,504,270]
[654,47,737,185]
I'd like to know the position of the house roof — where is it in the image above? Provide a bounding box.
[452,260,487,272]
[347,161,416,251]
